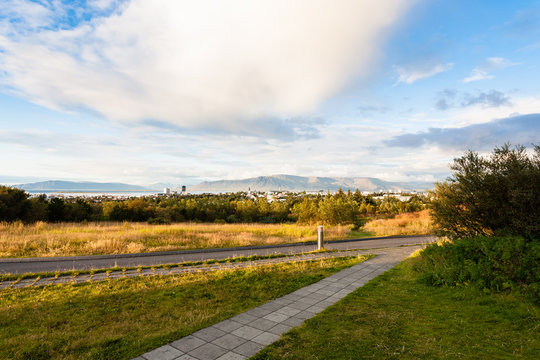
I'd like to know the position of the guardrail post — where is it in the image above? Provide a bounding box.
[317,225,324,250]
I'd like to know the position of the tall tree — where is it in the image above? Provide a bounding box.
[430,144,540,239]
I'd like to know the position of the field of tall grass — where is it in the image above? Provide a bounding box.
[362,210,432,237]
[0,222,353,258]
[0,211,432,258]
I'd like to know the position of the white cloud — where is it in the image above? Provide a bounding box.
[0,117,451,185]
[443,94,539,127]
[87,0,118,10]
[395,62,454,84]
[0,0,415,137]
[463,70,494,83]
[0,0,55,29]
[463,57,515,83]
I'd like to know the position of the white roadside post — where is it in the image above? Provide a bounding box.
[317,225,324,250]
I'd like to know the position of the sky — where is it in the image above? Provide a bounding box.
[1,0,539,186]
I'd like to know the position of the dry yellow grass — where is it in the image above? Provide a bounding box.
[0,221,352,258]
[362,210,433,237]
[0,212,432,258]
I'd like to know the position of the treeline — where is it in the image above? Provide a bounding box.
[0,187,428,225]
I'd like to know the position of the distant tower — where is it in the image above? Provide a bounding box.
[181,185,186,193]
[164,187,171,195]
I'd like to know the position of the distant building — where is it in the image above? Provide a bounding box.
[181,185,186,192]
[163,187,171,195]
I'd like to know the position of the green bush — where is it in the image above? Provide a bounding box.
[146,217,170,225]
[415,236,540,302]
[430,144,540,240]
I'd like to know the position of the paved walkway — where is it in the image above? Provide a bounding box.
[133,245,421,360]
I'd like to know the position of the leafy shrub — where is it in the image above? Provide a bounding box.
[351,218,366,231]
[259,215,277,224]
[430,144,540,240]
[147,217,170,225]
[226,214,240,223]
[415,236,540,302]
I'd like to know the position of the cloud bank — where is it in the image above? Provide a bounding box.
[383,113,540,150]
[436,89,511,110]
[0,0,413,137]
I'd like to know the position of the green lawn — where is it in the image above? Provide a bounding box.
[0,256,368,360]
[253,256,540,359]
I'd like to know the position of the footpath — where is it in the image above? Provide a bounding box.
[132,245,421,360]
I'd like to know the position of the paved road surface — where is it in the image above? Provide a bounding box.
[0,235,434,274]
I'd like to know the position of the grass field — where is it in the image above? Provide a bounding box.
[363,209,432,237]
[0,211,431,258]
[253,255,540,359]
[0,256,368,360]
[0,222,353,258]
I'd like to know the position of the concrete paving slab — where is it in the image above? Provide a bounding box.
[251,331,281,346]
[141,344,184,360]
[215,352,246,360]
[176,355,199,360]
[188,343,228,360]
[212,320,244,333]
[275,306,301,317]
[229,313,258,325]
[231,325,264,341]
[287,301,312,311]
[281,316,305,327]
[171,335,206,353]
[249,318,278,331]
[267,323,294,335]
[211,334,246,350]
[231,341,264,357]
[192,327,227,343]
[257,301,282,312]
[243,307,272,318]
[262,311,290,323]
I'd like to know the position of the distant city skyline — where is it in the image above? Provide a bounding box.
[1,0,539,185]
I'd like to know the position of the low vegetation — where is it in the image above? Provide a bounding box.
[423,144,540,303]
[0,256,367,360]
[362,209,432,237]
[0,212,431,258]
[254,256,540,359]
[0,222,353,257]
[430,144,539,240]
[416,236,540,302]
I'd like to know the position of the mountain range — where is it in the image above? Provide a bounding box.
[189,175,432,192]
[13,180,150,192]
[11,175,434,193]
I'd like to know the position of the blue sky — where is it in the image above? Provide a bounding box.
[1,0,539,186]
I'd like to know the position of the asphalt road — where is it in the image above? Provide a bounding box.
[0,235,435,274]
